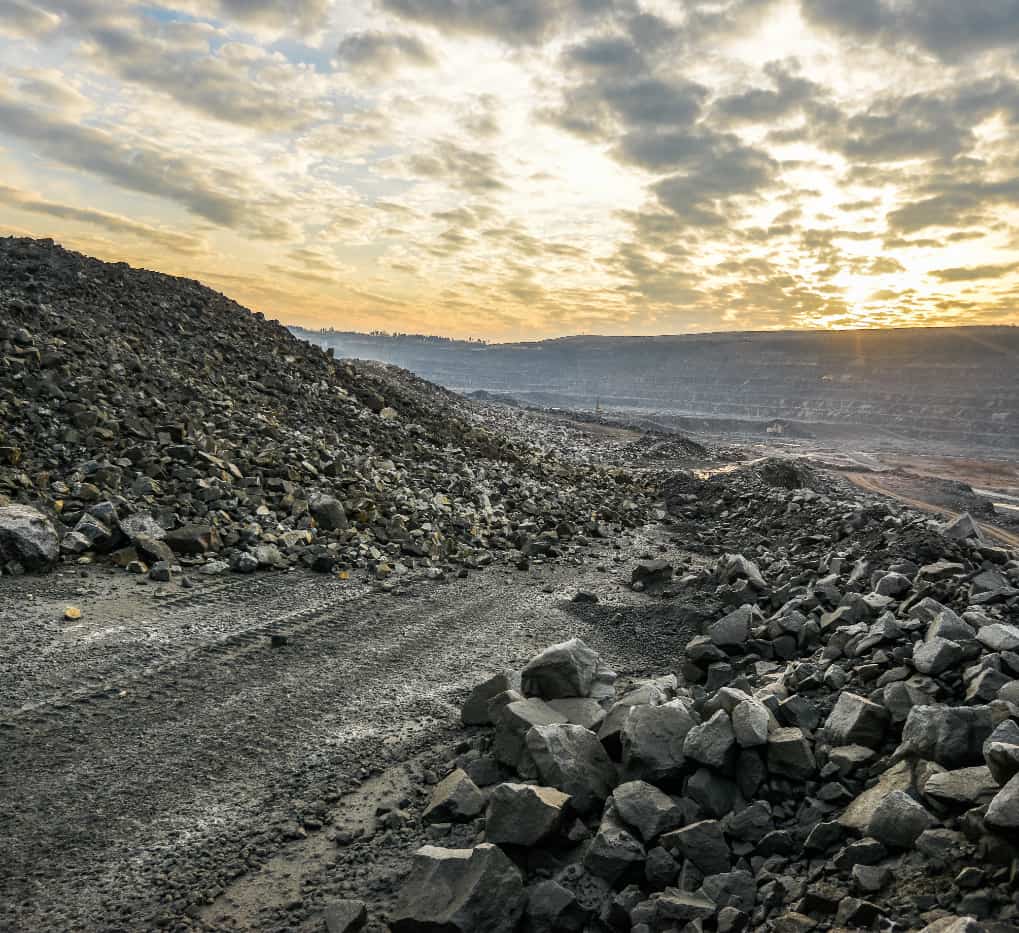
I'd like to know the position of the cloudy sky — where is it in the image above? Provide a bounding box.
[2,0,1019,338]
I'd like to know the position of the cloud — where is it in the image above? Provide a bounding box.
[887,177,1019,232]
[401,140,507,192]
[931,263,1019,282]
[0,184,206,253]
[209,0,331,35]
[0,0,59,38]
[801,0,1019,60]
[337,31,437,75]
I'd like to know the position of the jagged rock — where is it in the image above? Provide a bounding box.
[731,698,770,747]
[309,493,347,531]
[323,900,367,933]
[632,559,673,585]
[0,505,59,571]
[700,870,755,912]
[584,811,646,883]
[650,890,717,925]
[522,638,600,699]
[724,800,773,843]
[918,918,984,933]
[485,783,570,846]
[525,723,617,814]
[661,820,730,875]
[492,698,567,769]
[611,781,685,843]
[462,671,522,726]
[390,844,524,933]
[767,727,815,780]
[707,605,754,649]
[923,766,999,806]
[985,773,1019,831]
[620,700,696,783]
[913,636,964,676]
[875,572,911,597]
[422,769,485,824]
[524,880,585,933]
[547,698,607,731]
[683,710,737,770]
[941,512,982,542]
[896,705,994,768]
[867,790,936,848]
[840,760,914,833]
[977,623,1019,653]
[163,524,221,555]
[984,720,1019,784]
[685,767,742,819]
[824,693,889,749]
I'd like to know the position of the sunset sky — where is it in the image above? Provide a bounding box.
[2,0,1019,339]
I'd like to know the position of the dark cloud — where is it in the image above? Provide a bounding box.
[887,177,1019,232]
[0,0,60,37]
[212,0,330,34]
[336,30,436,75]
[931,263,1019,282]
[379,0,613,45]
[801,0,1019,60]
[405,141,506,193]
[713,62,824,124]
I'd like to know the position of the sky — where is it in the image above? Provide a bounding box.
[1,0,1019,339]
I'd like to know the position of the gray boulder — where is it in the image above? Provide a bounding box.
[896,705,994,769]
[526,723,617,814]
[584,810,646,883]
[462,671,522,726]
[867,790,935,848]
[0,505,59,571]
[547,698,607,732]
[522,638,600,699]
[620,700,696,783]
[309,494,348,531]
[913,637,963,676]
[824,693,889,749]
[611,781,685,843]
[732,698,770,747]
[492,698,567,769]
[683,710,737,770]
[983,720,1019,784]
[922,766,999,807]
[390,844,524,933]
[985,773,1019,831]
[660,819,730,875]
[707,605,753,649]
[941,512,982,542]
[524,880,584,933]
[485,783,570,846]
[422,769,485,824]
[323,900,367,933]
[977,623,1019,653]
[840,760,914,833]
[767,727,816,780]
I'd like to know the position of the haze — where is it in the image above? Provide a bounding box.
[2,0,1019,338]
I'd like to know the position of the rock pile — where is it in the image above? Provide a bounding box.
[391,492,1019,929]
[0,238,650,580]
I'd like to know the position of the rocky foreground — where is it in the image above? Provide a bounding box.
[0,237,650,582]
[366,467,1019,933]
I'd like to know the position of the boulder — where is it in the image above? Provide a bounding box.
[683,710,737,770]
[976,623,1019,653]
[525,723,617,814]
[632,559,673,585]
[492,698,567,769]
[983,720,1019,784]
[840,760,914,834]
[163,523,221,555]
[985,773,1019,831]
[524,880,584,933]
[912,637,963,676]
[485,783,570,846]
[824,693,889,749]
[309,494,348,531]
[767,727,816,780]
[462,671,522,726]
[611,781,685,843]
[422,769,485,824]
[584,811,646,883]
[390,844,524,933]
[620,700,696,783]
[0,505,59,571]
[732,698,770,747]
[941,512,982,542]
[323,900,367,933]
[660,819,730,875]
[922,766,999,807]
[522,638,600,699]
[707,605,753,649]
[547,698,607,732]
[896,705,994,769]
[867,790,935,848]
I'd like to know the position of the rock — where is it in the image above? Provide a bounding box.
[983,720,1019,784]
[309,494,347,531]
[148,560,172,582]
[771,913,816,933]
[632,559,673,585]
[699,870,755,912]
[840,760,914,833]
[913,636,964,676]
[976,623,1019,653]
[323,899,367,933]
[0,505,59,571]
[492,698,567,769]
[941,512,982,542]
[462,671,521,726]
[707,605,753,649]
[683,710,737,770]
[651,891,717,924]
[767,727,815,780]
[867,790,936,848]
[163,523,221,555]
[661,820,730,875]
[584,811,646,883]
[985,773,1019,831]
[231,551,258,574]
[390,844,524,933]
[524,880,584,933]
[620,701,696,783]
[522,638,600,699]
[923,766,999,806]
[611,781,685,843]
[525,723,617,814]
[918,919,983,933]
[485,783,570,846]
[875,572,911,597]
[824,692,889,749]
[422,769,485,824]
[896,705,994,769]
[133,534,174,565]
[731,698,770,747]
[547,698,607,731]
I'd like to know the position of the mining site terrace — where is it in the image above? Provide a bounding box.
[2,238,1019,933]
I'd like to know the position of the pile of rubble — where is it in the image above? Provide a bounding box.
[0,238,651,581]
[380,483,1018,931]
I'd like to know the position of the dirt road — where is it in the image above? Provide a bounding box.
[0,532,710,932]
[845,472,1019,549]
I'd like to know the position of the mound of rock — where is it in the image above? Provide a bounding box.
[0,238,651,578]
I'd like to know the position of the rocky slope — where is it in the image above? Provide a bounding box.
[0,237,651,581]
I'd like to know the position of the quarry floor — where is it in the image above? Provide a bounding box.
[0,526,714,933]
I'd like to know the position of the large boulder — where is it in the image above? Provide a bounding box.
[309,493,348,531]
[485,784,570,846]
[611,781,685,843]
[824,693,889,749]
[522,639,600,699]
[492,698,567,769]
[895,706,994,769]
[390,844,525,933]
[867,790,936,848]
[462,671,522,726]
[985,773,1019,832]
[526,723,617,814]
[621,701,696,783]
[584,810,646,883]
[163,523,221,555]
[0,505,59,571]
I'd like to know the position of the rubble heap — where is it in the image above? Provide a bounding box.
[385,475,1019,932]
[0,238,650,579]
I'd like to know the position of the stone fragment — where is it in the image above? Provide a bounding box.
[584,812,645,883]
[896,705,994,769]
[922,766,998,806]
[732,698,770,747]
[0,505,59,571]
[422,769,485,824]
[492,698,566,769]
[163,523,220,555]
[985,772,1019,831]
[620,701,695,783]
[522,638,600,699]
[913,636,963,676]
[683,709,737,770]
[390,844,524,933]
[767,727,815,780]
[941,512,982,541]
[867,790,936,848]
[485,783,570,846]
[824,692,889,749]
[983,720,1019,784]
[462,671,521,726]
[525,723,617,814]
[323,900,367,933]
[977,623,1019,653]
[660,820,730,875]
[611,780,684,843]
[524,880,584,933]
[707,605,753,649]
[547,698,607,731]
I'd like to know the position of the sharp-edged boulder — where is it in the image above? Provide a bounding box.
[485,783,570,846]
[0,504,59,572]
[525,723,617,814]
[522,638,600,699]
